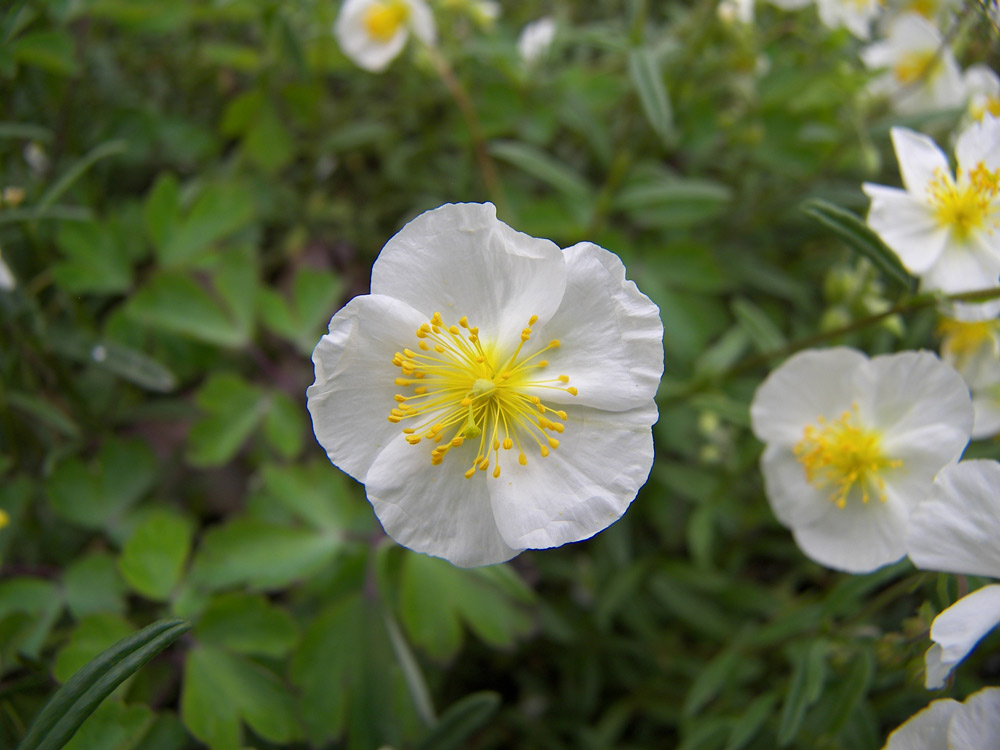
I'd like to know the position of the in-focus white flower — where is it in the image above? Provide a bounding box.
[964,64,1000,123]
[335,0,436,73]
[0,248,15,291]
[816,0,881,39]
[939,317,1000,439]
[907,460,1000,688]
[860,13,964,115]
[307,203,663,567]
[517,17,557,67]
[883,688,1000,749]
[750,347,972,573]
[863,116,1000,296]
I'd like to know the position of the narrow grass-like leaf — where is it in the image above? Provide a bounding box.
[35,141,127,214]
[414,692,501,750]
[489,141,593,203]
[18,619,189,750]
[725,692,778,750]
[628,48,673,145]
[0,122,51,141]
[777,640,828,746]
[731,298,786,353]
[801,199,912,289]
[0,206,92,226]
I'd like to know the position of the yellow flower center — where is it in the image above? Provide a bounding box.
[893,51,938,86]
[927,164,1000,240]
[938,317,1000,366]
[794,405,901,509]
[388,312,578,479]
[971,95,1000,122]
[363,0,410,42]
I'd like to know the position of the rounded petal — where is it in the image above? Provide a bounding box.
[907,460,1000,577]
[487,402,656,551]
[750,347,868,446]
[335,0,409,73]
[883,698,959,750]
[365,435,521,567]
[920,237,1000,296]
[759,444,835,528]
[528,241,663,411]
[949,688,1000,750]
[972,394,1000,439]
[370,203,567,347]
[405,0,436,44]
[791,491,909,573]
[868,351,972,474]
[956,112,1000,173]
[921,585,1000,688]
[923,643,949,691]
[862,183,946,274]
[890,127,950,195]
[307,294,427,482]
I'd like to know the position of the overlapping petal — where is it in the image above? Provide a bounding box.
[923,584,1000,689]
[861,184,947,273]
[883,698,958,750]
[948,688,1000,750]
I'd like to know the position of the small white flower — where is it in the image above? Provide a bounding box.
[717,0,755,24]
[883,688,1000,749]
[939,317,1000,439]
[907,460,1000,688]
[816,0,881,39]
[964,64,1000,123]
[860,13,965,115]
[517,17,557,67]
[335,0,436,73]
[863,116,1000,296]
[750,347,972,573]
[307,203,663,567]
[0,248,14,291]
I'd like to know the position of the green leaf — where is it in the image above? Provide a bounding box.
[801,199,912,289]
[244,105,294,174]
[61,701,156,750]
[0,578,63,662]
[11,30,78,75]
[684,645,741,716]
[46,438,157,531]
[88,341,177,393]
[489,140,593,203]
[615,177,732,229]
[725,692,779,750]
[258,267,342,354]
[194,593,298,658]
[777,640,828,746]
[190,518,340,591]
[63,555,126,619]
[143,173,180,253]
[262,390,304,460]
[36,141,127,214]
[821,650,873,736]
[731,298,786,353]
[53,614,134,684]
[118,509,193,600]
[415,692,501,750]
[185,374,267,467]
[53,222,131,294]
[127,272,248,348]
[180,644,299,750]
[627,48,673,145]
[258,462,371,533]
[17,619,190,750]
[399,553,534,661]
[6,390,80,438]
[159,183,255,266]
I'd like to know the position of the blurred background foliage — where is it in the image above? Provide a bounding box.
[1,0,999,748]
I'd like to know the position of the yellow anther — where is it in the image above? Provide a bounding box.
[403,349,416,358]
[418,341,430,350]
[567,387,578,396]
[558,375,570,383]
[459,316,469,328]
[449,325,460,335]
[402,428,415,434]
[556,410,567,420]
[538,360,548,367]
[548,438,559,449]
[387,416,401,423]
[478,458,489,471]
[406,435,422,445]
[395,378,411,386]
[493,465,501,478]
[529,315,538,325]
[518,453,528,466]
[501,372,511,380]
[461,397,473,407]
[550,339,561,347]
[540,445,550,457]
[521,328,532,341]
[493,439,500,451]
[464,467,476,479]
[503,438,513,450]
[552,422,564,433]
[414,386,427,395]
[530,396,541,404]
[452,436,464,447]
[394,394,406,402]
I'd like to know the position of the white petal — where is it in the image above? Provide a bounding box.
[335,0,409,73]
[307,294,427,482]
[750,348,868,446]
[791,491,909,573]
[370,203,567,348]
[907,460,1000,577]
[964,64,1000,100]
[860,40,894,71]
[921,585,1000,689]
[487,402,656,551]
[890,127,950,195]
[920,238,1000,296]
[923,643,949,691]
[949,687,1000,750]
[868,351,972,473]
[365,434,521,567]
[863,183,946,274]
[972,394,1000,439]
[957,113,1000,174]
[759,444,836,528]
[405,0,436,45]
[882,698,959,749]
[527,241,663,411]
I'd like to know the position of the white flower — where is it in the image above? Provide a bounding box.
[817,0,881,39]
[863,116,1000,296]
[964,64,1000,123]
[860,13,964,115]
[335,0,436,73]
[883,688,1000,749]
[939,317,1000,439]
[907,460,1000,688]
[717,0,755,24]
[307,203,663,567]
[749,347,972,573]
[517,17,557,67]
[0,248,14,291]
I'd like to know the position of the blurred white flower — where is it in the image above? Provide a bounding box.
[863,116,1000,296]
[817,0,881,38]
[907,460,1000,688]
[964,64,1000,123]
[717,0,755,24]
[860,13,964,115]
[517,17,557,67]
[750,347,972,573]
[307,203,663,567]
[335,0,436,73]
[939,317,1000,439]
[0,248,14,291]
[883,687,1000,749]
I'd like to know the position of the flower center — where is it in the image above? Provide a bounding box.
[793,405,901,509]
[388,312,578,479]
[893,51,938,86]
[927,164,1000,240]
[363,0,410,42]
[938,318,1000,364]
